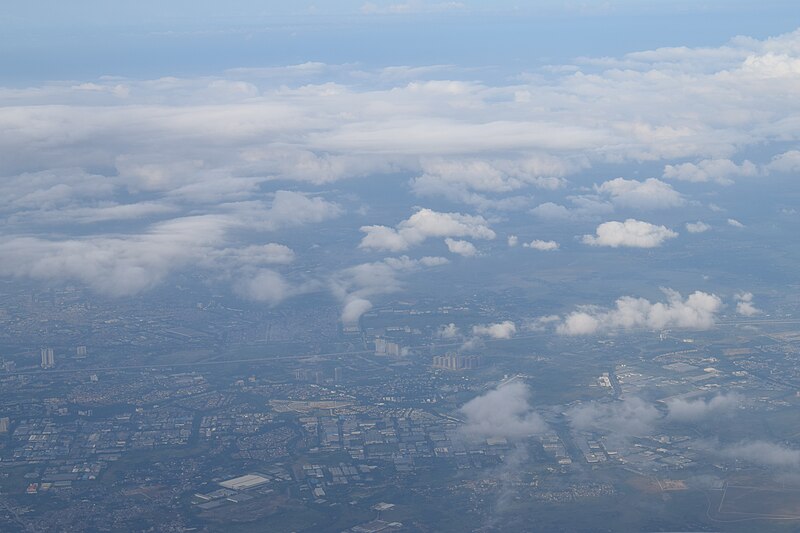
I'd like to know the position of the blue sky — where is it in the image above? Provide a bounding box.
[3,0,799,81]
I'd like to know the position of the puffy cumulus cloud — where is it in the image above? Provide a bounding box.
[331,255,449,323]
[727,218,745,228]
[437,323,460,339]
[685,221,711,233]
[340,297,373,325]
[233,269,293,306]
[567,397,660,437]
[241,190,342,231]
[409,156,570,208]
[472,321,517,339]
[359,208,495,252]
[531,196,613,221]
[444,237,478,257]
[459,382,548,440]
[507,235,519,247]
[0,215,230,296]
[595,177,684,209]
[556,289,723,335]
[523,239,559,251]
[582,219,678,248]
[523,315,561,332]
[767,150,800,174]
[721,441,800,469]
[666,393,740,422]
[735,292,762,316]
[663,159,759,184]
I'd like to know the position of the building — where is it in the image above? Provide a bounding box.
[432,353,480,370]
[76,345,87,357]
[375,338,402,357]
[41,348,55,369]
[0,417,9,433]
[334,367,343,382]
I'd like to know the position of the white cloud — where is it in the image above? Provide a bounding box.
[595,177,684,209]
[472,320,516,339]
[460,382,548,440]
[341,297,373,325]
[523,239,559,251]
[444,237,478,257]
[767,150,800,174]
[685,221,711,233]
[233,269,293,306]
[727,218,745,228]
[359,208,495,252]
[567,397,660,437]
[721,441,800,469]
[735,291,761,316]
[331,255,449,323]
[531,196,613,221]
[507,235,518,247]
[556,289,723,335]
[666,393,740,422]
[582,219,678,248]
[663,159,759,184]
[437,323,460,339]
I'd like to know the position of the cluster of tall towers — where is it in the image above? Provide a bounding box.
[40,347,55,369]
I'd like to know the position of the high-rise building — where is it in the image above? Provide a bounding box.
[432,353,480,370]
[334,367,343,382]
[41,348,55,369]
[375,338,402,357]
[76,345,87,357]
[0,417,9,433]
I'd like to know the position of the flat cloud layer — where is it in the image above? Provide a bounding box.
[557,289,723,335]
[1,27,799,308]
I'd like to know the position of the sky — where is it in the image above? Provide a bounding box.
[1,0,800,331]
[3,1,800,81]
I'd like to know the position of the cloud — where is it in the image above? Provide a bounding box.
[663,159,759,184]
[685,221,711,233]
[472,321,516,339]
[341,297,373,325]
[233,269,294,306]
[721,441,800,469]
[666,393,740,422]
[735,292,761,316]
[531,196,613,221]
[444,237,477,257]
[523,239,559,251]
[359,208,495,252]
[556,289,723,335]
[409,156,569,208]
[567,397,660,437]
[595,177,684,209]
[727,218,745,228]
[507,235,518,247]
[767,150,800,174]
[460,382,548,440]
[437,323,460,339]
[582,219,678,248]
[0,215,230,296]
[331,255,449,323]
